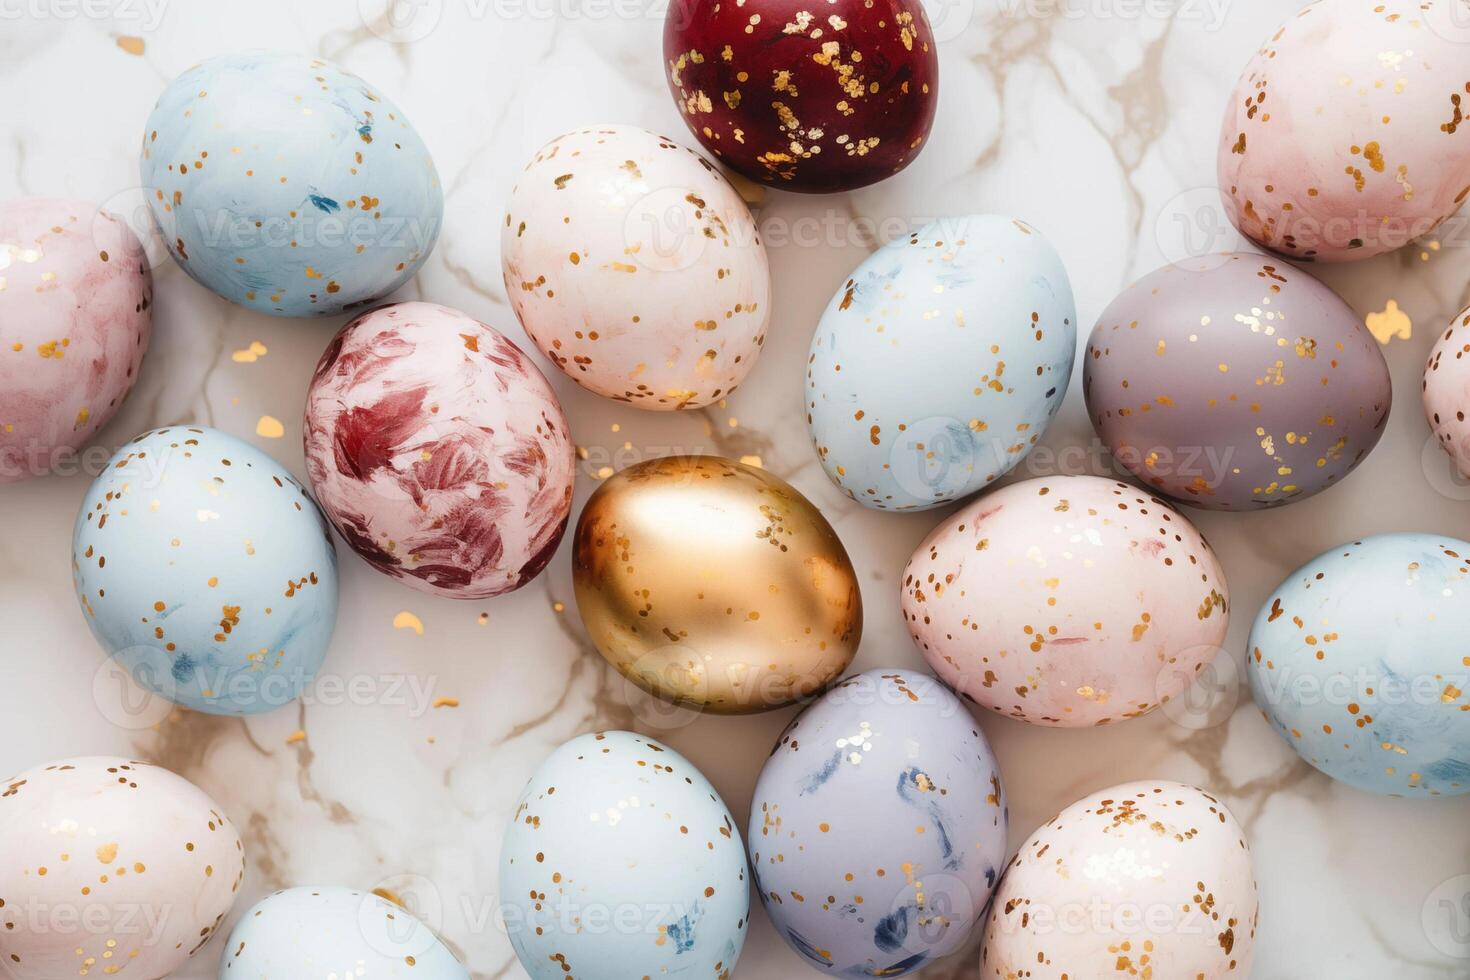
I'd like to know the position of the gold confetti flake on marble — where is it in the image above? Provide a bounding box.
[285,730,306,745]
[1364,299,1411,344]
[231,340,268,363]
[432,697,460,709]
[116,35,145,55]
[392,611,424,635]
[255,415,285,439]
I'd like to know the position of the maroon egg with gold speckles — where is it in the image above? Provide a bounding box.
[663,0,939,193]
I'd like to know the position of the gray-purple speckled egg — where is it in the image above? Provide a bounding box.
[749,668,1007,977]
[1084,253,1390,510]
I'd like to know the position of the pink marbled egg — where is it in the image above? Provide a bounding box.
[0,198,151,482]
[901,475,1229,727]
[501,126,771,409]
[1218,0,1470,262]
[303,301,576,599]
[1424,303,1470,477]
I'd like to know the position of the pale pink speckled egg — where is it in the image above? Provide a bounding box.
[303,301,576,599]
[1218,0,1470,262]
[981,780,1258,979]
[901,475,1229,727]
[501,125,771,409]
[0,198,151,482]
[1423,303,1470,477]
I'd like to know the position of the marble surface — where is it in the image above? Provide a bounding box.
[2,1,1470,977]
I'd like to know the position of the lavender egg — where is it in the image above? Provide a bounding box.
[750,668,1006,977]
[1084,253,1390,510]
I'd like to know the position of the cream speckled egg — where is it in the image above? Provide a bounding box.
[981,780,1258,979]
[1423,303,1470,477]
[0,198,151,484]
[501,125,771,409]
[901,476,1229,727]
[0,757,244,978]
[1218,0,1470,262]
[499,731,750,978]
[219,886,468,978]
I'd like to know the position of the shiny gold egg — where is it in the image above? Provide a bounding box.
[573,455,862,714]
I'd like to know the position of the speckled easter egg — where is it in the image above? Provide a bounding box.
[501,125,770,409]
[901,476,1229,727]
[303,301,575,599]
[1423,304,1470,478]
[1218,0,1470,262]
[1247,533,1470,796]
[0,198,151,483]
[0,757,244,979]
[981,781,1258,979]
[1083,253,1390,510]
[663,0,939,192]
[72,426,339,715]
[808,216,1075,511]
[499,731,750,979]
[219,886,469,978]
[749,669,1007,977]
[141,51,442,316]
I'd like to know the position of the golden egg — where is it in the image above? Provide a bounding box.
[572,455,862,713]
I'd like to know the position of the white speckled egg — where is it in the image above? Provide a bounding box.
[1247,532,1470,796]
[72,426,339,715]
[1218,0,1470,262]
[901,475,1229,727]
[499,731,749,978]
[142,51,443,317]
[501,125,771,409]
[750,669,1007,977]
[981,780,1258,979]
[1424,303,1470,477]
[218,886,468,978]
[807,216,1075,511]
[0,198,151,484]
[0,757,244,979]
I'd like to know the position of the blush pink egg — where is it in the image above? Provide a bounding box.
[901,475,1229,727]
[303,301,576,599]
[0,198,151,482]
[1424,303,1470,477]
[1218,0,1470,262]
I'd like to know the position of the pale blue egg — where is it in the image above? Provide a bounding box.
[219,886,469,978]
[1248,533,1470,796]
[806,215,1075,511]
[72,426,338,715]
[749,668,1007,977]
[500,731,749,978]
[141,51,442,317]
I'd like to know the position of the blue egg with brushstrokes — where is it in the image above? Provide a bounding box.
[72,426,338,715]
[806,215,1075,511]
[499,731,750,978]
[749,668,1007,977]
[141,51,442,317]
[1248,532,1470,797]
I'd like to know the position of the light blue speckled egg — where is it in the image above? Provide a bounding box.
[141,51,442,317]
[749,668,1008,977]
[1248,533,1470,797]
[72,426,338,715]
[219,886,469,978]
[500,731,749,979]
[806,215,1075,511]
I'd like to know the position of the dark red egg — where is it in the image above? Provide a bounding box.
[664,0,939,193]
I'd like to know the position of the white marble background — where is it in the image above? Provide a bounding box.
[2,0,1470,976]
